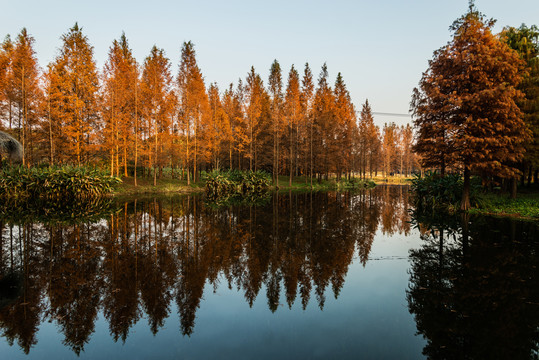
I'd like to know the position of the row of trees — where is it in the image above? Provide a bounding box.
[0,24,418,185]
[412,3,539,207]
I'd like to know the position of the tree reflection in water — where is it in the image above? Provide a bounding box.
[408,214,539,360]
[0,186,410,355]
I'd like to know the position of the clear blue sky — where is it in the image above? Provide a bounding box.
[1,0,538,126]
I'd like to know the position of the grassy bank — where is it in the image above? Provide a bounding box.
[371,175,413,185]
[469,191,539,221]
[115,177,204,196]
[410,172,539,221]
[270,175,376,191]
[113,174,377,196]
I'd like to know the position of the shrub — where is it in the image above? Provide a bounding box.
[0,165,121,200]
[336,177,376,190]
[410,171,482,212]
[205,169,271,201]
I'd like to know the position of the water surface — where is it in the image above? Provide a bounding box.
[0,186,537,359]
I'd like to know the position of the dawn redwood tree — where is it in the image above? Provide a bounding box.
[382,123,397,177]
[141,46,175,186]
[0,36,14,130]
[268,60,283,185]
[222,82,244,169]
[102,33,139,177]
[300,63,314,186]
[49,23,99,165]
[8,29,41,164]
[177,41,209,183]
[285,65,301,186]
[411,3,531,208]
[333,73,356,179]
[358,99,377,179]
[245,66,264,171]
[369,125,382,177]
[312,63,334,180]
[501,24,539,185]
[232,79,249,169]
[401,124,414,176]
[207,82,227,169]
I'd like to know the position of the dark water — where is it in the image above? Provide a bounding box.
[0,186,537,359]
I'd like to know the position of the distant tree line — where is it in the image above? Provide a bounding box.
[0,24,417,185]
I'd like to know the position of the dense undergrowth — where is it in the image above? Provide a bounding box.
[410,172,483,213]
[204,170,271,203]
[410,172,539,221]
[469,192,539,220]
[0,165,121,200]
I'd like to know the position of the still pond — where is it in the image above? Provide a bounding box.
[0,186,537,359]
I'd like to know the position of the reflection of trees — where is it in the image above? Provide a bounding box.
[408,215,539,360]
[380,185,411,236]
[47,223,103,354]
[0,224,46,354]
[0,186,410,354]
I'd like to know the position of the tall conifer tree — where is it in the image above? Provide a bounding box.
[177,41,209,183]
[268,60,283,184]
[141,46,175,186]
[501,24,539,185]
[412,3,530,207]
[285,65,301,185]
[5,29,41,164]
[102,33,139,177]
[245,66,265,171]
[300,63,314,186]
[48,23,99,165]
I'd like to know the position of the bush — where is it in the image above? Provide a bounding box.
[336,177,376,190]
[410,171,482,212]
[205,170,271,201]
[0,165,121,200]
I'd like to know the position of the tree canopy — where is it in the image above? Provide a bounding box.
[411,4,531,208]
[0,25,419,182]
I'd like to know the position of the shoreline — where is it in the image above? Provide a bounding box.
[113,175,410,197]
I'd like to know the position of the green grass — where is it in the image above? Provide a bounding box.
[371,175,413,185]
[470,191,539,221]
[115,176,204,196]
[271,175,376,191]
[114,174,377,198]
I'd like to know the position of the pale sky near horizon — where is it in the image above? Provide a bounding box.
[1,0,538,127]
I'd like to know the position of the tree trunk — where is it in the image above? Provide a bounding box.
[460,166,470,211]
[441,156,445,176]
[186,127,190,185]
[134,81,138,187]
[124,142,128,177]
[510,177,517,199]
[289,120,293,187]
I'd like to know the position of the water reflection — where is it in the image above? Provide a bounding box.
[408,214,539,360]
[0,186,411,355]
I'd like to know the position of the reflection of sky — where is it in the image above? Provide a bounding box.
[0,229,426,359]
